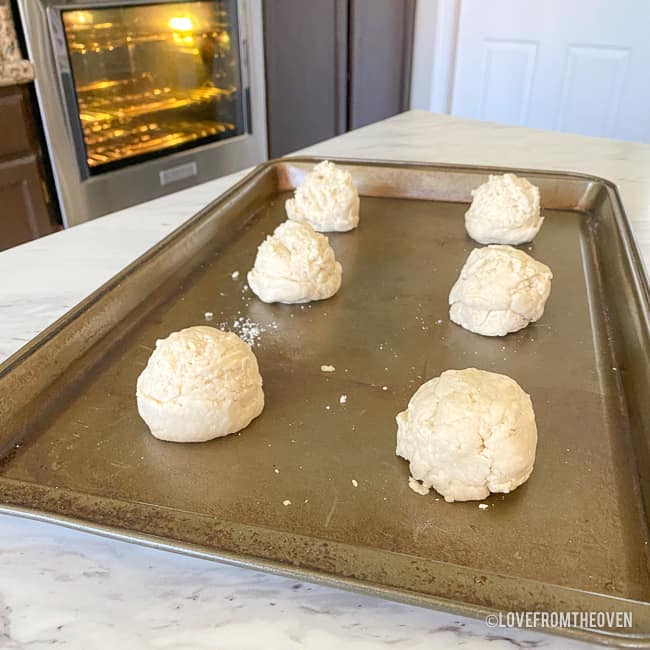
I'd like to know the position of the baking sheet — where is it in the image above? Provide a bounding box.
[1,158,649,646]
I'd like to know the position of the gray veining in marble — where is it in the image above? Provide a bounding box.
[0,515,590,649]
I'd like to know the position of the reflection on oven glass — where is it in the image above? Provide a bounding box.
[61,1,244,173]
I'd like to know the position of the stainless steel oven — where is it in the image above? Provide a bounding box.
[16,0,266,226]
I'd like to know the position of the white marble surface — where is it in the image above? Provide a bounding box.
[3,110,649,648]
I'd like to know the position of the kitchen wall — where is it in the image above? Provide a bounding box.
[410,0,650,143]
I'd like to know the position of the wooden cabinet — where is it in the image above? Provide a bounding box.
[263,0,415,158]
[263,0,347,158]
[0,84,58,252]
[348,0,414,130]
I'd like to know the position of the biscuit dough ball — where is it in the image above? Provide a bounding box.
[248,220,342,304]
[396,368,537,502]
[136,326,264,442]
[286,160,359,232]
[449,245,552,337]
[465,173,543,245]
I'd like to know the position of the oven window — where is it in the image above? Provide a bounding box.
[61,1,245,175]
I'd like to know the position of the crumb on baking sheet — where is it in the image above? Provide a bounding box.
[321,364,335,372]
[231,270,240,279]
[219,317,265,347]
[479,503,489,510]
[204,311,214,321]
[339,394,347,404]
[352,479,358,488]
[283,500,291,506]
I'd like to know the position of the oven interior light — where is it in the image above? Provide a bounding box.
[68,11,93,25]
[168,16,193,31]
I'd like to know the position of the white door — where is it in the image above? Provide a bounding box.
[414,0,650,143]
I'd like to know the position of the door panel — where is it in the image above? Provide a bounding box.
[0,155,53,251]
[479,39,537,125]
[450,0,650,142]
[0,91,32,159]
[557,46,629,137]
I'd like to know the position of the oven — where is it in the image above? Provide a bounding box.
[15,0,266,226]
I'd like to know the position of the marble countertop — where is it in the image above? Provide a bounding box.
[2,110,649,648]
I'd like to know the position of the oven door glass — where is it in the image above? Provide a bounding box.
[60,0,245,175]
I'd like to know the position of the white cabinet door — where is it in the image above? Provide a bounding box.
[450,0,650,142]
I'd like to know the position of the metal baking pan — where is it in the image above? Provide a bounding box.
[1,158,649,646]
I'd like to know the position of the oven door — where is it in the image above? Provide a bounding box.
[17,0,266,226]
